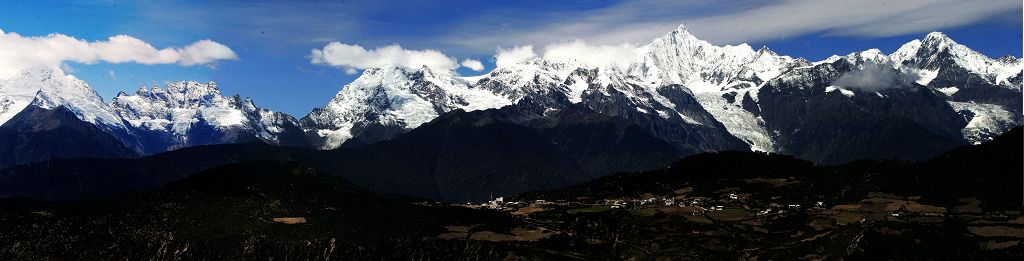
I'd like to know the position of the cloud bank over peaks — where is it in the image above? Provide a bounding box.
[494,45,538,68]
[0,28,238,79]
[494,40,641,70]
[542,40,641,70]
[310,42,484,74]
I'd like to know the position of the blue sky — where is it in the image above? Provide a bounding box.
[1,0,1020,116]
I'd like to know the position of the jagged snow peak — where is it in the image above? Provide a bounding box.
[304,65,511,149]
[0,67,125,129]
[111,81,241,134]
[743,47,797,83]
[623,26,799,151]
[476,58,578,102]
[110,80,299,143]
[632,25,781,87]
[891,32,1023,87]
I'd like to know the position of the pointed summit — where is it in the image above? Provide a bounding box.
[673,24,691,35]
[651,23,706,49]
[923,31,951,42]
[918,31,961,52]
[997,55,1020,64]
[890,39,922,63]
[756,46,777,56]
[638,23,762,86]
[418,64,452,80]
[857,48,888,61]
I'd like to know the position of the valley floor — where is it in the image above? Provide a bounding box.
[0,167,1020,260]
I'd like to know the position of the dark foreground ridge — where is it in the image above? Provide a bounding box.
[0,128,1020,259]
[0,103,681,202]
[0,162,544,259]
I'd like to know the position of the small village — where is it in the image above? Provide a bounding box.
[470,190,827,217]
[454,187,999,232]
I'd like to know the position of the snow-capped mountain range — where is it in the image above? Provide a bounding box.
[0,25,1020,167]
[0,69,306,160]
[303,25,1021,158]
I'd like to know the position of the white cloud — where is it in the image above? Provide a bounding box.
[311,42,478,73]
[108,70,117,80]
[541,40,641,70]
[59,63,77,74]
[833,61,922,92]
[177,39,239,66]
[493,45,537,68]
[0,28,238,79]
[460,59,484,71]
